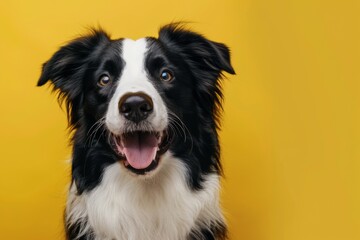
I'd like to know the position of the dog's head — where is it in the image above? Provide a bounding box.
[38,24,234,188]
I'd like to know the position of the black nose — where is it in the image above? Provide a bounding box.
[119,93,153,123]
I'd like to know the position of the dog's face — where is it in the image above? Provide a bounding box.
[38,24,234,188]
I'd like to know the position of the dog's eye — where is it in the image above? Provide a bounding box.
[160,70,174,82]
[98,75,111,87]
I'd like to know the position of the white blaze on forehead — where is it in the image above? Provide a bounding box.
[105,38,168,134]
[122,38,147,78]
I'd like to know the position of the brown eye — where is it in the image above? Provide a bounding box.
[160,70,174,82]
[98,75,111,87]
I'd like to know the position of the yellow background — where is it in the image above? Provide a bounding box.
[0,0,359,239]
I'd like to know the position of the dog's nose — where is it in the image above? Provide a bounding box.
[119,93,153,123]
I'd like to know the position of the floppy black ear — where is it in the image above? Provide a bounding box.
[158,24,235,131]
[37,29,110,127]
[158,23,235,75]
[38,29,110,92]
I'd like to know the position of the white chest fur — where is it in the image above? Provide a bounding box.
[66,153,224,240]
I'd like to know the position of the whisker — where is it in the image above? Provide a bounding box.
[167,111,194,154]
[85,117,106,147]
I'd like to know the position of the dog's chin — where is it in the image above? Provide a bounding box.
[112,130,171,176]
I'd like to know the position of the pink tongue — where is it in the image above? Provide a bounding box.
[122,132,158,169]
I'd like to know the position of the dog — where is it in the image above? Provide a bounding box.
[38,23,235,240]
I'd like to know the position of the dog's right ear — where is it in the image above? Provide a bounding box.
[37,29,111,99]
[38,29,111,128]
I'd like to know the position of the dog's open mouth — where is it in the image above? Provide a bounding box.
[114,131,170,175]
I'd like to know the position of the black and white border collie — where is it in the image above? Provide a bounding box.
[38,23,235,240]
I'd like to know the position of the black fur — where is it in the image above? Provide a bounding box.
[39,23,235,239]
[188,222,228,240]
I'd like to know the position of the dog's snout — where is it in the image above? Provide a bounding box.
[119,93,153,123]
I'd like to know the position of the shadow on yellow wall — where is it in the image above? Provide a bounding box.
[0,0,359,239]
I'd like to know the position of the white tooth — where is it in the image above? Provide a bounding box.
[124,161,129,167]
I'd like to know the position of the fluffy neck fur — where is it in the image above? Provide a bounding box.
[66,152,226,240]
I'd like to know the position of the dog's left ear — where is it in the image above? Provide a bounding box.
[158,23,235,75]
